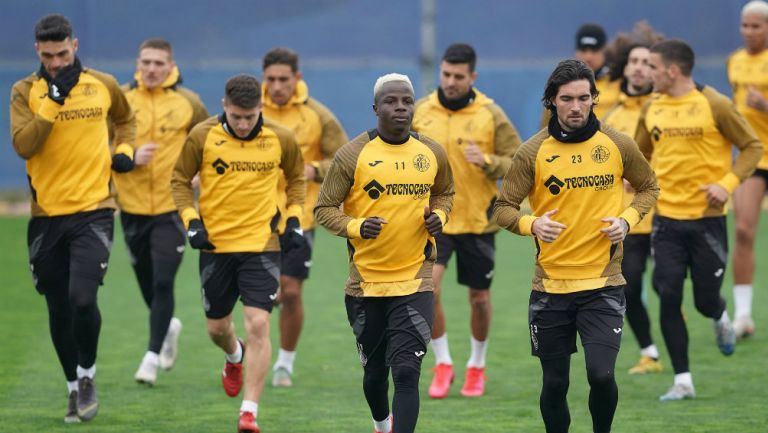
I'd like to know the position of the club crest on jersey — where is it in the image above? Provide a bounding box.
[591,145,610,164]
[255,137,272,150]
[413,154,430,172]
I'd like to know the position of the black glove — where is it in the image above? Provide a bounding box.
[187,219,215,250]
[47,61,82,105]
[282,217,307,253]
[111,153,135,173]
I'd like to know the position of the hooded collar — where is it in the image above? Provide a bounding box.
[219,112,264,141]
[38,57,83,82]
[428,87,493,113]
[133,66,181,91]
[262,79,309,109]
[548,110,600,143]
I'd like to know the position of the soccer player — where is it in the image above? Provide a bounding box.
[315,73,454,433]
[114,38,208,386]
[171,74,306,433]
[576,24,622,118]
[602,30,664,374]
[636,40,762,401]
[10,14,136,422]
[541,24,621,126]
[728,0,768,339]
[261,47,348,386]
[412,43,520,398]
[493,59,659,433]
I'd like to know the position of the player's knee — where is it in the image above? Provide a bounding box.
[469,291,491,312]
[735,223,756,248]
[244,311,270,338]
[542,373,569,396]
[206,319,231,339]
[391,365,420,391]
[693,296,720,318]
[586,367,615,389]
[363,364,389,386]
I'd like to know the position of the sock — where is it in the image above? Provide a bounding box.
[674,372,693,387]
[142,351,160,366]
[274,348,296,374]
[373,414,392,433]
[240,400,258,417]
[640,344,659,360]
[226,339,243,364]
[430,334,453,366]
[733,284,753,319]
[77,365,96,379]
[467,336,488,368]
[717,310,731,325]
[67,381,78,394]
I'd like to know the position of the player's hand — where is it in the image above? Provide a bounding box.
[531,209,567,243]
[111,153,136,173]
[464,139,486,167]
[600,217,629,244]
[360,217,387,239]
[304,164,318,182]
[187,219,215,250]
[424,205,443,237]
[282,216,307,254]
[134,143,160,166]
[746,86,768,112]
[47,62,82,105]
[699,183,729,209]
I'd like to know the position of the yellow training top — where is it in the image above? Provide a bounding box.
[493,124,659,294]
[636,85,762,220]
[728,48,768,170]
[171,115,305,253]
[603,88,654,234]
[114,67,209,215]
[413,88,520,234]
[262,80,348,231]
[315,130,454,297]
[10,66,136,217]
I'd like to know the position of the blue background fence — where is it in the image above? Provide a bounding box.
[0,0,747,188]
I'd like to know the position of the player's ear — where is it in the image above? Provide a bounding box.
[372,104,378,115]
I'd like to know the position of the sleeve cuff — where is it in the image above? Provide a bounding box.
[114,143,135,159]
[286,204,303,220]
[346,218,365,239]
[37,97,60,123]
[180,208,200,229]
[519,214,537,236]
[619,207,642,228]
[433,209,447,226]
[716,172,741,194]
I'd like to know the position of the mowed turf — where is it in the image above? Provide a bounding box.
[0,214,767,433]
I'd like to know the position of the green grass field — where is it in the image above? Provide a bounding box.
[1,215,767,433]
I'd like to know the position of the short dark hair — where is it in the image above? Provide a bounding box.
[650,39,695,77]
[263,48,299,72]
[542,59,599,111]
[224,74,262,108]
[139,38,173,58]
[35,14,73,42]
[442,43,476,72]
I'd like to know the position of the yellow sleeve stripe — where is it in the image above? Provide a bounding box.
[286,204,303,220]
[716,172,741,194]
[180,207,200,229]
[433,209,447,226]
[114,143,135,159]
[346,218,366,239]
[37,97,60,123]
[619,207,642,228]
[519,214,537,236]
